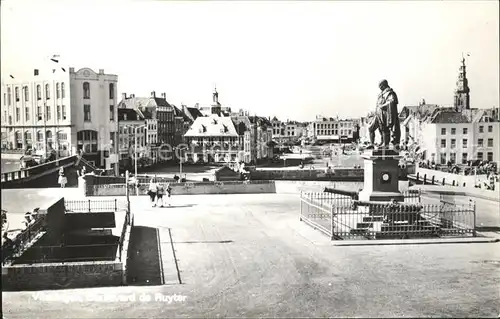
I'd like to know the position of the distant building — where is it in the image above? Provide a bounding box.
[1,67,119,174]
[118,91,179,162]
[307,115,359,144]
[270,117,306,144]
[117,108,146,170]
[183,114,240,163]
[399,57,500,165]
[197,87,232,117]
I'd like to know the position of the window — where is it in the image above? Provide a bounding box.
[57,132,67,140]
[15,87,20,102]
[478,138,483,147]
[24,86,29,101]
[45,84,50,99]
[36,85,41,100]
[440,153,447,165]
[441,139,446,148]
[109,83,114,99]
[37,106,42,120]
[7,88,11,105]
[477,152,483,160]
[488,125,493,133]
[450,152,456,164]
[37,131,43,142]
[109,105,114,121]
[56,83,60,99]
[15,108,20,122]
[462,139,467,148]
[25,132,32,148]
[84,104,91,121]
[77,130,98,153]
[45,105,51,120]
[83,82,90,99]
[14,131,22,148]
[463,127,468,134]
[451,128,456,135]
[57,105,61,120]
[62,105,67,120]
[450,139,456,149]
[61,83,65,98]
[462,153,468,164]
[479,126,484,133]
[25,107,30,121]
[441,128,446,135]
[488,138,493,147]
[487,152,493,161]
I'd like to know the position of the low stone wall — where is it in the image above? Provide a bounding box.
[87,180,276,196]
[250,168,364,181]
[2,261,124,291]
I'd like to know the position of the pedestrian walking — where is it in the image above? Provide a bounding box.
[58,167,67,188]
[156,182,165,207]
[148,176,158,207]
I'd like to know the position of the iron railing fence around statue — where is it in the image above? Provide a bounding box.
[299,190,475,240]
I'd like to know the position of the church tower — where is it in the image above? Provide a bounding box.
[453,54,470,112]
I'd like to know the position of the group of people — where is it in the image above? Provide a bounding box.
[147,176,172,208]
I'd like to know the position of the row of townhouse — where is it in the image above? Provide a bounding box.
[118,87,274,167]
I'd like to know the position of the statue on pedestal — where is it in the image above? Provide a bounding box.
[367,79,401,150]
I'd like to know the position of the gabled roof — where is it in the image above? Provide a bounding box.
[185,107,203,120]
[171,105,191,122]
[153,97,171,107]
[429,110,471,124]
[400,104,440,121]
[184,114,239,137]
[118,108,144,121]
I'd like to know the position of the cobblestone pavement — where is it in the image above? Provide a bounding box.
[2,194,499,318]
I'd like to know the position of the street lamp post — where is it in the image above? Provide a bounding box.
[123,124,146,196]
[133,124,146,195]
[174,146,186,181]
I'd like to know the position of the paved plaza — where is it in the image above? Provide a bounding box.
[2,192,500,318]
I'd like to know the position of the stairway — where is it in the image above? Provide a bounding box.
[126,226,163,285]
[349,209,440,240]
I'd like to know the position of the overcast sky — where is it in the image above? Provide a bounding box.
[1,0,498,121]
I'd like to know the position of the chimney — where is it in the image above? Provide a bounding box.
[130,94,135,98]
[161,92,166,99]
[151,91,156,98]
[122,93,127,100]
[69,67,75,73]
[99,69,104,74]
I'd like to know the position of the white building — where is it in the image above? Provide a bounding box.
[399,58,500,166]
[307,116,359,143]
[1,67,119,173]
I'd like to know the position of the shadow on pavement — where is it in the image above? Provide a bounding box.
[127,226,164,286]
[169,240,234,244]
[160,204,197,208]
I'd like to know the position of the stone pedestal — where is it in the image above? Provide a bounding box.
[358,149,404,202]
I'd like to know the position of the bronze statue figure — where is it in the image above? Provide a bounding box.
[367,79,400,149]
